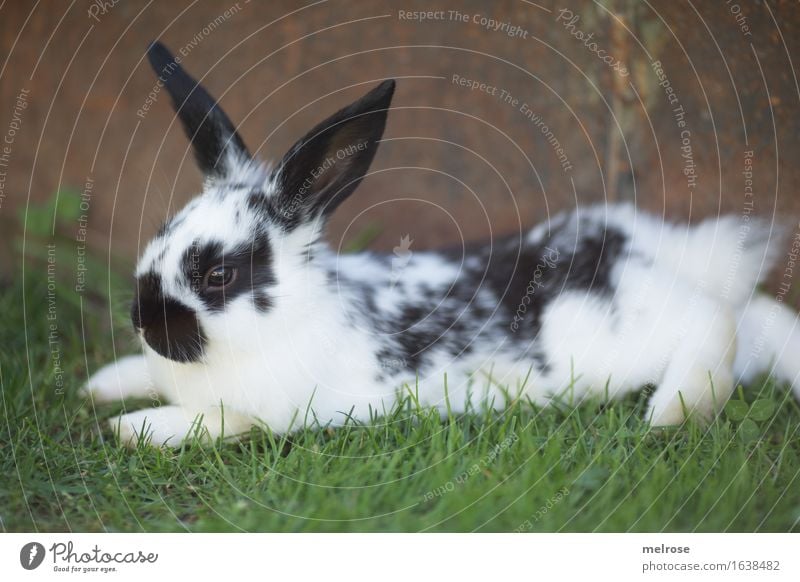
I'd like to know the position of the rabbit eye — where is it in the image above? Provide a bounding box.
[205,265,236,289]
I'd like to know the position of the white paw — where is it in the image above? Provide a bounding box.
[648,390,691,426]
[108,406,194,448]
[648,367,733,426]
[83,355,153,402]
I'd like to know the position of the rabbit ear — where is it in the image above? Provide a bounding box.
[273,80,395,230]
[147,41,250,179]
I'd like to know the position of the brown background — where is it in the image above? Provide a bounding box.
[1,0,799,268]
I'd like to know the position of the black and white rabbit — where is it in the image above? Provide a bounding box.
[85,42,800,447]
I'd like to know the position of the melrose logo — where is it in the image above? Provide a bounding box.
[20,542,46,570]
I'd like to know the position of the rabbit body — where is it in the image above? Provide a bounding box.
[84,43,800,447]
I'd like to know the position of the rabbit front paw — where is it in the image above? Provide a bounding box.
[83,354,155,402]
[109,405,254,448]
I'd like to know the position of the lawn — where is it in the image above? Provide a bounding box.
[2,222,800,532]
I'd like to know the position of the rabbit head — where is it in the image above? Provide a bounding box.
[132,42,395,363]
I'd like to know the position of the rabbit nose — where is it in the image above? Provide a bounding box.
[131,294,207,363]
[130,299,146,330]
[131,296,160,330]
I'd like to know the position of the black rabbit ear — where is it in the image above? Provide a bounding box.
[147,41,250,179]
[273,80,395,230]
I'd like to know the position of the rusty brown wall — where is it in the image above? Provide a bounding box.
[1,0,799,264]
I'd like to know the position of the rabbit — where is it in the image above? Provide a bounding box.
[84,41,800,447]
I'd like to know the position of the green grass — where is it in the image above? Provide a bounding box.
[2,245,800,532]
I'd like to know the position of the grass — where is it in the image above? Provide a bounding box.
[2,239,800,532]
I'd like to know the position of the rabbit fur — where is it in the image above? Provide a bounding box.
[84,42,800,447]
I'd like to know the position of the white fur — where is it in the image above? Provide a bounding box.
[86,165,799,448]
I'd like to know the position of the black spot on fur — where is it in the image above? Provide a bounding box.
[246,190,270,215]
[180,232,276,312]
[272,80,395,231]
[252,290,272,311]
[333,215,628,377]
[156,215,185,239]
[131,272,206,362]
[182,240,224,293]
[147,42,250,178]
[470,220,627,339]
[338,262,493,376]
